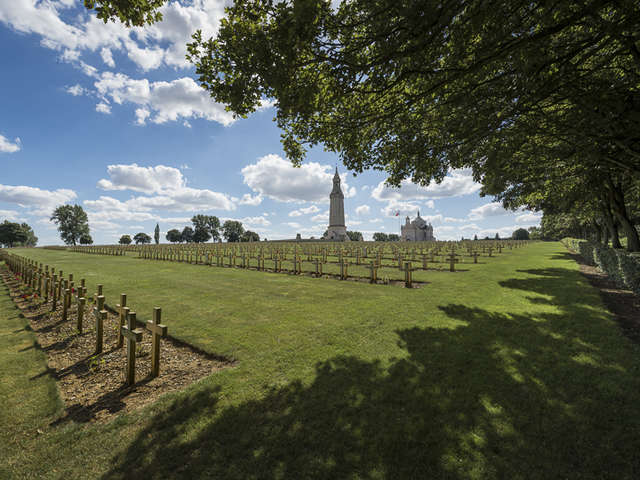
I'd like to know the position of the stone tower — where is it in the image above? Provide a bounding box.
[325,167,349,241]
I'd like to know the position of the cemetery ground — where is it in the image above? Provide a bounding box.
[2,242,640,479]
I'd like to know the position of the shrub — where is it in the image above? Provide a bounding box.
[562,238,640,296]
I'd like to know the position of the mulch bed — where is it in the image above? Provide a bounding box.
[1,269,233,424]
[567,251,640,344]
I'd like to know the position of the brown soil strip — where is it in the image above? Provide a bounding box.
[1,270,234,424]
[566,250,640,344]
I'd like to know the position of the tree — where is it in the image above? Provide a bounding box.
[0,221,27,247]
[154,223,160,244]
[181,226,194,243]
[192,226,211,243]
[79,233,93,245]
[119,234,132,245]
[473,235,478,241]
[241,230,260,242]
[528,226,542,241]
[133,232,152,245]
[166,229,181,243]
[14,223,37,247]
[222,220,244,242]
[192,215,221,242]
[346,231,363,242]
[495,233,500,240]
[512,228,530,240]
[50,205,90,245]
[387,234,400,242]
[373,232,388,242]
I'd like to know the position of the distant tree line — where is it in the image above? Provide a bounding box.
[0,220,38,247]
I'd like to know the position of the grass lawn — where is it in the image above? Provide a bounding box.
[3,241,640,479]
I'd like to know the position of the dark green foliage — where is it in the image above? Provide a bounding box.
[373,232,388,242]
[346,231,363,242]
[181,227,194,243]
[79,233,93,245]
[154,223,160,244]
[387,234,400,242]
[193,227,211,243]
[119,235,132,245]
[133,232,152,245]
[50,205,90,246]
[563,238,640,296]
[222,220,244,242]
[241,230,260,242]
[512,228,529,240]
[527,227,542,240]
[192,215,220,242]
[84,0,166,27]
[0,221,27,247]
[166,229,181,243]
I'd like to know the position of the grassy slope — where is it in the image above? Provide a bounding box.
[4,242,640,479]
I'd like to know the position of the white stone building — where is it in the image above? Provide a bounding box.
[401,212,436,241]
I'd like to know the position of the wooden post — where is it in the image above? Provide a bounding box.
[404,262,412,288]
[369,261,378,284]
[93,295,107,354]
[146,307,168,378]
[77,297,85,333]
[116,293,127,348]
[121,309,143,386]
[51,274,58,311]
[62,288,70,321]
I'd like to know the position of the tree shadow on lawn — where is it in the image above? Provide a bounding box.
[102,269,640,480]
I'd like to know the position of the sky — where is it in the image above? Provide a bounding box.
[0,0,541,245]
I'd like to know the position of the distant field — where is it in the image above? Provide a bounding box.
[4,242,640,479]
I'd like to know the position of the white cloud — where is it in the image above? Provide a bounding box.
[372,169,480,202]
[516,212,542,224]
[311,212,329,223]
[95,72,235,126]
[95,102,111,114]
[0,134,21,153]
[289,205,320,217]
[97,163,185,194]
[241,215,271,227]
[425,200,435,209]
[242,154,356,203]
[0,209,20,221]
[355,204,370,216]
[238,193,262,206]
[100,47,115,67]
[0,184,76,211]
[66,84,85,96]
[380,200,421,217]
[285,222,302,229]
[468,202,509,220]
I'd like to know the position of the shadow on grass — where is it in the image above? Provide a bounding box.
[101,266,640,479]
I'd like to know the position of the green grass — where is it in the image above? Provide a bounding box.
[3,242,640,479]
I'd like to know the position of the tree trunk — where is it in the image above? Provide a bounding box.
[600,199,621,248]
[606,177,640,252]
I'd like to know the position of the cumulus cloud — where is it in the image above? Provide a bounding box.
[311,211,329,223]
[289,205,320,217]
[238,193,262,206]
[100,47,115,67]
[0,184,76,212]
[241,216,271,227]
[372,169,480,203]
[355,204,370,216]
[0,134,21,153]
[242,154,356,203]
[94,72,235,126]
[0,209,20,221]
[95,102,111,114]
[468,202,509,220]
[516,211,543,224]
[66,84,85,96]
[285,222,302,229]
[97,163,185,194]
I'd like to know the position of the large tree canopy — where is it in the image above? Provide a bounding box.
[50,205,90,246]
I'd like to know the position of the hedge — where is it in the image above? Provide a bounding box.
[562,238,640,296]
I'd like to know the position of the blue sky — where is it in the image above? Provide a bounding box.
[0,1,540,244]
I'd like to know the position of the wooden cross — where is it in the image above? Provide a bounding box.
[93,295,107,354]
[51,274,58,311]
[404,262,413,288]
[314,258,322,276]
[146,307,168,378]
[472,252,479,264]
[116,293,127,348]
[448,252,459,272]
[77,297,86,333]
[121,309,143,386]
[62,288,70,321]
[368,261,378,284]
[340,259,348,280]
